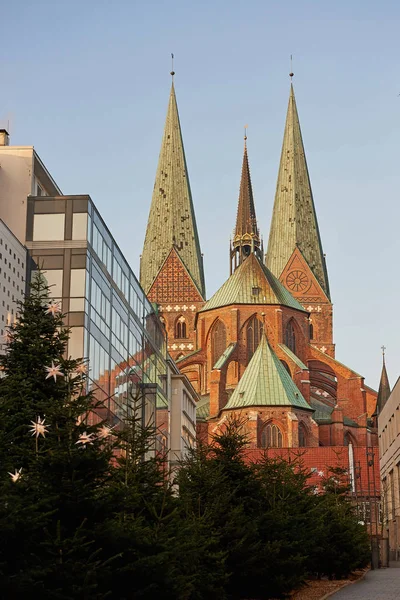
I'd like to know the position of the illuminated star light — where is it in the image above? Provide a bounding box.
[45,302,61,316]
[9,468,22,483]
[76,362,88,375]
[97,425,115,440]
[29,416,49,438]
[45,361,64,382]
[76,432,95,447]
[317,470,324,477]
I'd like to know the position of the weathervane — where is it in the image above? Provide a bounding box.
[289,54,294,80]
[170,53,175,78]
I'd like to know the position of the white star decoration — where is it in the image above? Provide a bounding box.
[45,361,64,382]
[45,302,61,316]
[76,362,88,375]
[30,416,49,438]
[9,468,22,483]
[76,432,95,447]
[97,425,115,440]
[317,470,324,477]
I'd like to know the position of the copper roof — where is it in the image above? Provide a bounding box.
[224,334,311,410]
[266,84,330,299]
[140,82,205,298]
[200,253,306,313]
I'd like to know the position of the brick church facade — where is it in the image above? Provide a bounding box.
[140,73,382,503]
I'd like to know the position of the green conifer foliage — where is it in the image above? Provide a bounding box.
[0,272,114,598]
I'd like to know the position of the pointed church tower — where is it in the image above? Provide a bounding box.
[266,78,334,355]
[141,73,205,360]
[373,348,391,419]
[230,134,263,273]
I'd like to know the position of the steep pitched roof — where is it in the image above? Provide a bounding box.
[140,82,205,298]
[200,253,305,313]
[224,334,311,410]
[373,356,391,417]
[266,84,330,299]
[233,141,259,243]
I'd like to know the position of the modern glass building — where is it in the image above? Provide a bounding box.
[26,195,169,436]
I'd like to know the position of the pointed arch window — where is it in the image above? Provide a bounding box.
[246,315,264,364]
[309,323,314,340]
[281,360,291,376]
[175,316,187,339]
[260,423,283,448]
[298,423,307,447]
[284,319,296,355]
[211,320,227,367]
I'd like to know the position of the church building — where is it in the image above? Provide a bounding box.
[140,71,382,500]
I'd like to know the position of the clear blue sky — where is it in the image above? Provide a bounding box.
[2,0,400,390]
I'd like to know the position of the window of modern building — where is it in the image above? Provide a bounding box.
[72,213,88,241]
[261,423,283,448]
[68,327,84,359]
[43,269,63,298]
[33,214,65,241]
[70,269,86,297]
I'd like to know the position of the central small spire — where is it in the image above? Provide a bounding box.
[230,131,262,273]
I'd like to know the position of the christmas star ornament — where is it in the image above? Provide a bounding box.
[76,432,94,447]
[317,470,324,478]
[45,361,64,382]
[45,301,61,316]
[9,468,22,483]
[30,416,49,438]
[97,425,115,440]
[76,362,88,375]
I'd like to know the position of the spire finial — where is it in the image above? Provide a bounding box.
[170,53,175,78]
[289,54,294,80]
[382,345,386,363]
[244,124,248,146]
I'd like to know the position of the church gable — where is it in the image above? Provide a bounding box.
[279,247,330,305]
[147,247,204,304]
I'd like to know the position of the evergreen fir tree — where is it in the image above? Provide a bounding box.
[0,272,114,598]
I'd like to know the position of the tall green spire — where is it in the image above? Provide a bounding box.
[140,80,205,298]
[266,83,330,299]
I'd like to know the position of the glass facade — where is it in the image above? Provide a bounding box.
[26,196,169,436]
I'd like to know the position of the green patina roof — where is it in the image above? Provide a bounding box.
[224,335,311,410]
[279,343,308,370]
[200,253,305,313]
[140,81,205,298]
[310,400,333,423]
[213,342,237,369]
[196,395,210,421]
[266,84,330,299]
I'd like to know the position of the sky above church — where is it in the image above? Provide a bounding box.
[2,0,400,389]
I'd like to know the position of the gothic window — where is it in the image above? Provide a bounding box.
[284,319,296,355]
[211,320,227,367]
[175,316,187,339]
[298,423,307,447]
[246,315,264,364]
[281,360,291,376]
[344,432,355,446]
[260,423,283,448]
[309,323,314,340]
